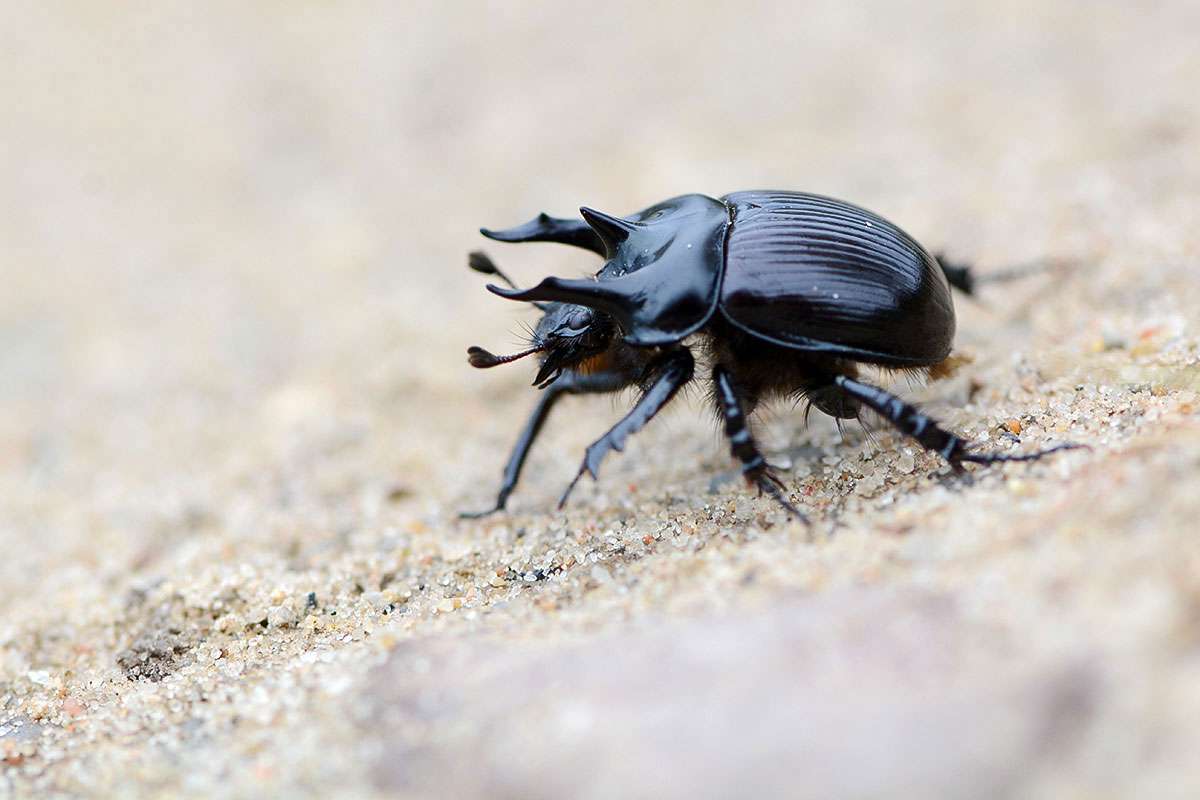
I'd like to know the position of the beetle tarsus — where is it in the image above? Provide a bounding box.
[957,441,1089,465]
[832,375,1084,472]
[557,469,586,509]
[755,468,788,493]
[557,350,694,508]
[745,463,807,523]
[459,501,506,520]
[937,253,1066,297]
[462,370,634,517]
[713,366,809,524]
[751,471,808,523]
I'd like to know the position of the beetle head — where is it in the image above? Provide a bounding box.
[484,194,728,346]
[528,303,615,387]
[467,302,615,388]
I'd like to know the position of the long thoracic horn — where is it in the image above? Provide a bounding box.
[579,207,639,258]
[480,213,605,255]
[487,277,640,330]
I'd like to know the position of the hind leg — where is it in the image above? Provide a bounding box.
[830,375,1083,468]
[936,253,1063,297]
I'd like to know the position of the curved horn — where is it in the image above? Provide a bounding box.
[579,207,639,257]
[480,213,604,255]
[487,277,640,331]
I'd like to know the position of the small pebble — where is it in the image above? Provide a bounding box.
[267,605,297,628]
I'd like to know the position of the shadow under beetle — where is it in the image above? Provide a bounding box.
[464,190,1080,521]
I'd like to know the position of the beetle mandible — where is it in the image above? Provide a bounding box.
[463,190,1079,520]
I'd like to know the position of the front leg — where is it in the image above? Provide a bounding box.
[461,370,632,518]
[832,375,1083,467]
[558,348,694,508]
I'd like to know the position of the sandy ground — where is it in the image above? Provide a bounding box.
[3,2,1200,797]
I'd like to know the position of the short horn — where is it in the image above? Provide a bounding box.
[579,207,639,257]
[480,213,604,255]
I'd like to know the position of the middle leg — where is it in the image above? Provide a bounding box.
[712,365,807,522]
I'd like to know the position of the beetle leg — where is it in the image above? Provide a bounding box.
[558,349,694,509]
[935,255,978,295]
[832,375,1085,468]
[937,253,1064,296]
[460,370,632,518]
[713,366,807,523]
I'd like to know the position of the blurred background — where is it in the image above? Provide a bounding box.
[6,1,1195,414]
[5,0,1196,514]
[3,2,1200,797]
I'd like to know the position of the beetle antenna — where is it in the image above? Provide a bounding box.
[468,251,519,289]
[516,319,538,345]
[467,344,544,369]
[468,252,549,311]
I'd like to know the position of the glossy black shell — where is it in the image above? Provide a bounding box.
[485,190,955,367]
[720,191,954,367]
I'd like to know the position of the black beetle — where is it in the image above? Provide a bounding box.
[464,190,1079,520]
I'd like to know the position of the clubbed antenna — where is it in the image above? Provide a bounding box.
[468,252,547,310]
[467,344,543,369]
[468,251,519,290]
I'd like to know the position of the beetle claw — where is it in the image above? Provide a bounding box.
[558,468,587,509]
[459,488,513,519]
[755,474,808,524]
[560,449,609,508]
[459,504,502,520]
[958,441,1088,466]
[743,467,807,524]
